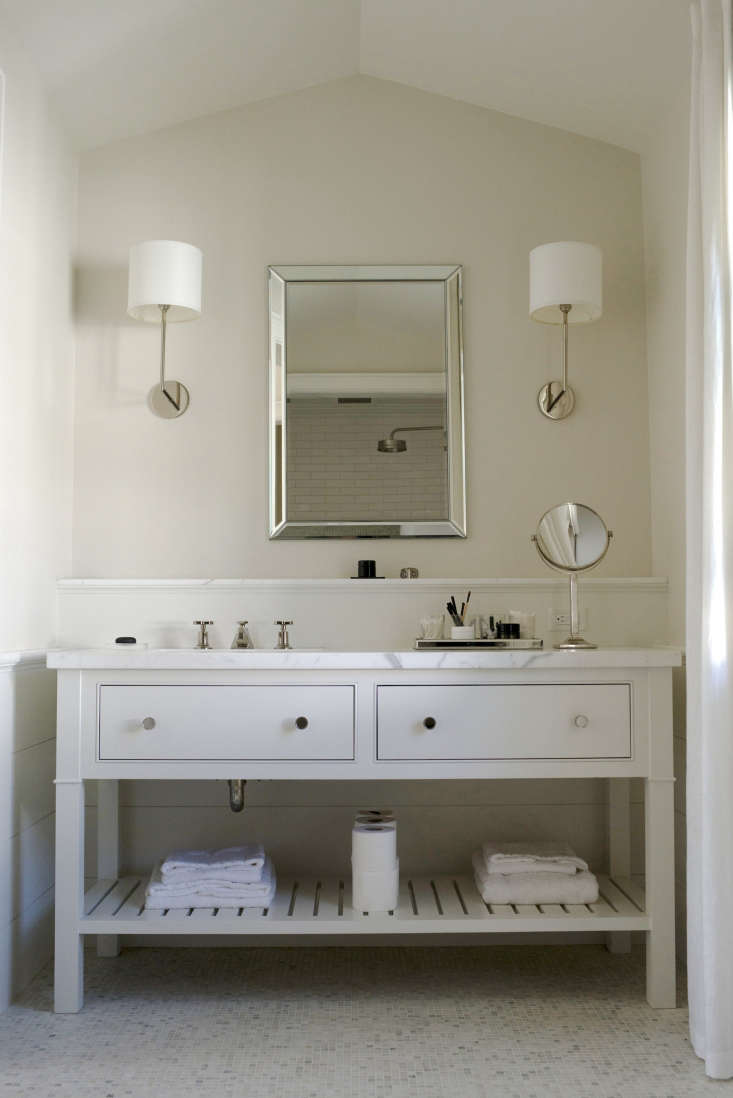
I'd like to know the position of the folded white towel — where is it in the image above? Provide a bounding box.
[151,857,274,897]
[161,844,265,881]
[146,857,276,910]
[160,866,264,886]
[480,840,588,876]
[149,874,264,894]
[472,851,599,905]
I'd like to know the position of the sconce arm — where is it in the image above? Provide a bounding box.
[158,304,182,412]
[545,304,571,413]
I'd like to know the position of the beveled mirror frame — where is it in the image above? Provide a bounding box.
[267,264,466,539]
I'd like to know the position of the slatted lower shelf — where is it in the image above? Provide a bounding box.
[80,873,648,935]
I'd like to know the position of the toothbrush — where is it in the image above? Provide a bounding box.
[446,601,462,627]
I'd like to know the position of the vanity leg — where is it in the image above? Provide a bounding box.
[644,668,676,1007]
[644,776,676,1007]
[96,780,120,958]
[606,777,632,953]
[54,781,85,1013]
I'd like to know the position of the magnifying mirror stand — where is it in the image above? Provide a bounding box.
[557,572,596,650]
[531,505,613,651]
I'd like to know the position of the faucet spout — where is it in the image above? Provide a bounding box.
[231,621,253,649]
[228,779,246,813]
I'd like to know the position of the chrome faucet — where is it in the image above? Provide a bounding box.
[275,619,293,650]
[231,621,253,649]
[194,620,213,649]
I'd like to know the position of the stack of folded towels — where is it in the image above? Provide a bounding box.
[472,840,598,904]
[145,844,276,910]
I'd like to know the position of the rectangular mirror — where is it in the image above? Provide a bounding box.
[268,265,465,539]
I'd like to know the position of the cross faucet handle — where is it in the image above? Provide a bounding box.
[194,620,214,649]
[275,620,293,650]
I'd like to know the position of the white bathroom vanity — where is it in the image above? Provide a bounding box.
[49,646,680,1012]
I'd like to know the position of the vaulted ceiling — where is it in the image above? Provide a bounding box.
[1,0,690,152]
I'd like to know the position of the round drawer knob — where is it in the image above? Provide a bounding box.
[574,714,589,729]
[423,716,437,730]
[141,717,156,730]
[295,716,309,730]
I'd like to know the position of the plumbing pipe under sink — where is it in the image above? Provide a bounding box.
[228,779,246,812]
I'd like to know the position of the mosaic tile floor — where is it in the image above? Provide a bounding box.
[0,945,719,1098]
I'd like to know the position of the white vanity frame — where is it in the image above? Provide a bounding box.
[49,647,680,1013]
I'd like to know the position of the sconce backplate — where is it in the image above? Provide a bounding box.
[538,381,575,420]
[148,381,190,418]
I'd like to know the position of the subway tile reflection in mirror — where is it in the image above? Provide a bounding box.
[268,265,466,539]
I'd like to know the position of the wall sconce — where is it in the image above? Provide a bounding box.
[127,239,202,418]
[529,241,602,419]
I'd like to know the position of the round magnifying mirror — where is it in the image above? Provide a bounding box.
[532,503,612,649]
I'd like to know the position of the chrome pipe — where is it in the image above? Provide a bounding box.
[159,303,180,411]
[560,303,571,395]
[228,779,246,813]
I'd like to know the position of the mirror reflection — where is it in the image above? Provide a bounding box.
[268,266,465,539]
[535,503,611,571]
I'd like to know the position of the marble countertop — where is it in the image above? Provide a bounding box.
[47,647,683,670]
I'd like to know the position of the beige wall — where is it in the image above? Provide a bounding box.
[0,34,76,649]
[642,73,689,647]
[73,75,651,579]
[641,48,690,959]
[0,28,76,1007]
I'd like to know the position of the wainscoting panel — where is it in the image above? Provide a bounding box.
[0,654,56,1011]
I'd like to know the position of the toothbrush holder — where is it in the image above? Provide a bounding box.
[419,615,445,640]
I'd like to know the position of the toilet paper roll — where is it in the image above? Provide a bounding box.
[352,823,397,871]
[355,813,395,826]
[353,820,396,834]
[357,808,394,819]
[352,860,400,913]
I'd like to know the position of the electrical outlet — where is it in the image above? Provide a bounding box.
[548,608,588,631]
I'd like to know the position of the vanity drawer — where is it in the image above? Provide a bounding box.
[98,684,355,760]
[376,683,631,760]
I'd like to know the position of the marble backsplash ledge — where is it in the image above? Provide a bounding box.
[55,577,670,651]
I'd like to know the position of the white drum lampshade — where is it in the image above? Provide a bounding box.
[127,240,202,418]
[529,241,602,324]
[128,240,202,322]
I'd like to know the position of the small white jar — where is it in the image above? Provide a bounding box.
[450,624,475,640]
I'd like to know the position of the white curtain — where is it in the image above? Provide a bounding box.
[687,0,733,1079]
